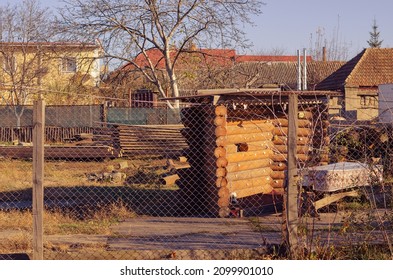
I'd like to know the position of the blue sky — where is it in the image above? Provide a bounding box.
[248,0,393,57]
[1,0,392,59]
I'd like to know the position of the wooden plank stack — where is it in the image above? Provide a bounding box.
[111,124,189,157]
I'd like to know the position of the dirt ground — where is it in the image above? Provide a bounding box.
[1,210,389,260]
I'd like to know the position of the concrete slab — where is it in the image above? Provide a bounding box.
[108,216,280,251]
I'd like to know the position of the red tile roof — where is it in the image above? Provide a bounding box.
[129,48,236,69]
[316,48,393,90]
[125,48,313,70]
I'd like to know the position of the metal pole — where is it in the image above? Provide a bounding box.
[297,50,301,91]
[303,48,308,91]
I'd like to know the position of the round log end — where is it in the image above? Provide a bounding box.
[215,126,227,137]
[218,186,230,198]
[218,197,230,208]
[214,147,226,158]
[216,167,227,177]
[218,206,230,217]
[215,105,228,116]
[216,177,228,188]
[214,116,226,126]
[216,156,228,167]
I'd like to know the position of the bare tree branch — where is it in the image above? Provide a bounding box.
[57,0,264,107]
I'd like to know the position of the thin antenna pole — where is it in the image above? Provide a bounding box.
[303,48,307,90]
[297,50,301,91]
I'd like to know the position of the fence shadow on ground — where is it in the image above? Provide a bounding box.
[0,185,283,218]
[0,186,210,218]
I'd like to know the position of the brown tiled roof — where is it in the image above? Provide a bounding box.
[235,55,312,63]
[232,61,345,90]
[126,48,313,70]
[316,48,393,90]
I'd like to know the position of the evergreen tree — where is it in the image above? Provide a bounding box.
[367,18,383,48]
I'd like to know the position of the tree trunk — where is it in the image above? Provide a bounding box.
[164,48,180,109]
[168,66,180,108]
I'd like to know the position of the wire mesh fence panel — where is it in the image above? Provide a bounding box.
[39,101,281,260]
[0,106,34,260]
[1,92,393,260]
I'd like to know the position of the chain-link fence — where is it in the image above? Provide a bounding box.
[0,92,392,260]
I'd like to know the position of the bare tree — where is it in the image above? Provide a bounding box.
[308,16,351,61]
[254,47,288,56]
[0,0,54,127]
[57,0,264,108]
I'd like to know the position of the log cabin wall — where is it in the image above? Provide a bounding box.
[179,92,331,217]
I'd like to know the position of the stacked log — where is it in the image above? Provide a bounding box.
[214,105,275,212]
[270,112,314,193]
[179,101,331,217]
[214,105,230,215]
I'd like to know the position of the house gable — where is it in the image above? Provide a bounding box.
[345,48,393,87]
[315,50,365,90]
[316,48,393,90]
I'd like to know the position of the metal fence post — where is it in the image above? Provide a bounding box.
[32,97,45,260]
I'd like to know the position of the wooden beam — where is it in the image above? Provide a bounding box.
[216,131,273,146]
[226,158,272,173]
[285,92,299,256]
[314,190,359,210]
[226,149,274,163]
[33,98,45,260]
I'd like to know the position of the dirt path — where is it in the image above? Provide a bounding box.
[2,211,392,259]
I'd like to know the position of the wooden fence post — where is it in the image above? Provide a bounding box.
[285,93,299,257]
[33,97,45,260]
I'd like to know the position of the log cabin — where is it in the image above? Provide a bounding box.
[167,89,336,217]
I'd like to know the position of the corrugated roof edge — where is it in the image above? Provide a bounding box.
[161,88,341,101]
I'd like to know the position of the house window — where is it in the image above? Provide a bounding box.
[61,57,77,73]
[360,95,377,108]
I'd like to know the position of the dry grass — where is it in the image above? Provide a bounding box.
[0,232,32,254]
[0,201,136,254]
[0,202,135,233]
[0,158,160,255]
[0,158,169,191]
[0,210,32,231]
[0,160,33,192]
[44,201,137,235]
